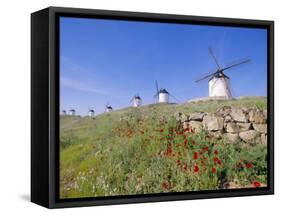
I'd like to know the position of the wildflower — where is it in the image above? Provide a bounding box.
[246,162,253,169]
[159,129,164,133]
[213,157,219,163]
[214,150,219,155]
[194,165,199,173]
[183,162,187,171]
[193,152,199,160]
[211,167,217,173]
[161,181,171,190]
[253,181,261,188]
[177,160,181,167]
[202,146,209,151]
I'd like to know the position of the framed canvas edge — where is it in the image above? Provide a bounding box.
[44,6,274,209]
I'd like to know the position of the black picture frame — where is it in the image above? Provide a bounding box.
[31,6,274,208]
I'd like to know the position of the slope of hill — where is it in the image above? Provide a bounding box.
[60,97,267,199]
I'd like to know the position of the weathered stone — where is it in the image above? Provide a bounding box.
[181,114,189,122]
[224,115,232,123]
[189,121,203,132]
[261,133,267,145]
[209,131,223,139]
[189,112,206,121]
[226,122,239,133]
[203,114,224,131]
[174,112,189,122]
[216,106,232,116]
[239,130,260,144]
[253,123,267,134]
[230,108,249,122]
[236,123,252,132]
[224,133,241,143]
[183,121,189,130]
[263,110,267,120]
[248,109,266,123]
[174,112,182,121]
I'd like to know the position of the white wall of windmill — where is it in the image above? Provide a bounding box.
[159,92,169,103]
[133,98,142,107]
[105,108,112,113]
[209,77,232,98]
[88,111,95,117]
[69,111,76,116]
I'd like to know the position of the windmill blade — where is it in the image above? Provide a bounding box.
[221,77,232,98]
[209,48,221,69]
[195,72,217,83]
[221,58,251,72]
[226,78,235,98]
[210,76,220,92]
[155,80,159,94]
[169,93,180,103]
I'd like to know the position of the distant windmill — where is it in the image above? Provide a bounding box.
[61,109,67,116]
[105,104,113,113]
[88,108,95,118]
[131,94,142,107]
[69,109,76,116]
[154,80,179,103]
[195,48,250,99]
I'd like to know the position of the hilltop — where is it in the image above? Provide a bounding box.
[59,96,267,199]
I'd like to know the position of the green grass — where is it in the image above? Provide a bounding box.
[60,97,267,198]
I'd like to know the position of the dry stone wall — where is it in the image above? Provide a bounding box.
[175,106,267,145]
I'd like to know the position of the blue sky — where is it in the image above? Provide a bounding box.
[60,17,267,115]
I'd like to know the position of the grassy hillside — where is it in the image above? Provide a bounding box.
[60,97,267,198]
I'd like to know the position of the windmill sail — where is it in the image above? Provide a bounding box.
[196,48,250,99]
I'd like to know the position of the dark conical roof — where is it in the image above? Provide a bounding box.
[159,88,169,94]
[106,106,113,109]
[134,95,141,100]
[210,71,229,81]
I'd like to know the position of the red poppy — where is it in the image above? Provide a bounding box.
[253,181,261,188]
[202,146,209,151]
[211,167,217,173]
[159,129,164,133]
[184,139,188,146]
[214,150,219,155]
[183,162,187,171]
[193,152,199,160]
[194,165,199,172]
[161,181,171,190]
[246,162,253,169]
[217,159,222,166]
[213,157,219,162]
[177,160,181,167]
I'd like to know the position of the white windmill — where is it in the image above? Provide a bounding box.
[88,108,95,118]
[61,109,67,116]
[69,109,76,116]
[195,48,250,99]
[154,80,179,103]
[131,94,142,107]
[105,104,113,113]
